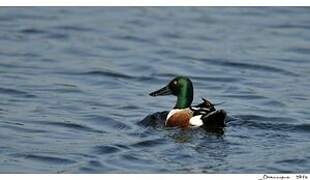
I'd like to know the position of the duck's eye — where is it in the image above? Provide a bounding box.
[173,80,178,85]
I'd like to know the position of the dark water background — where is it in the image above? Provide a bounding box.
[0,7,310,173]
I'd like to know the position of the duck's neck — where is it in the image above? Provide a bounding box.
[174,89,193,109]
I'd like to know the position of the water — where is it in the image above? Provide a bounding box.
[0,7,310,173]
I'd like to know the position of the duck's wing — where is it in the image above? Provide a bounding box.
[190,98,216,116]
[138,111,168,128]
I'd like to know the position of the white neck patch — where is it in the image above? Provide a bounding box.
[166,109,184,121]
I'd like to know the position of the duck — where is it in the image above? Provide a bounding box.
[149,76,226,129]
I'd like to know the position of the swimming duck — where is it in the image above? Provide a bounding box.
[149,76,226,129]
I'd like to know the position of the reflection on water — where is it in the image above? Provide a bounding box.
[0,7,310,173]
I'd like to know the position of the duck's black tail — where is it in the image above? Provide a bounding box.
[201,109,227,128]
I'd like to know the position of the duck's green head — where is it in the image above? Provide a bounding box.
[149,76,193,109]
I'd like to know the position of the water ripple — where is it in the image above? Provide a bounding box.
[65,70,154,81]
[193,58,300,77]
[0,87,36,98]
[82,70,132,79]
[293,124,310,133]
[116,35,154,44]
[154,72,239,83]
[220,94,266,100]
[36,121,105,134]
[84,114,132,130]
[230,115,303,132]
[54,25,96,32]
[131,139,165,148]
[19,28,46,35]
[270,24,310,30]
[288,47,310,55]
[93,145,121,154]
[13,153,76,165]
[0,123,47,134]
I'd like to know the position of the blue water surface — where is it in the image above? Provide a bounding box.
[0,7,310,173]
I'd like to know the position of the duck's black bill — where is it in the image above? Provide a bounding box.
[149,86,172,96]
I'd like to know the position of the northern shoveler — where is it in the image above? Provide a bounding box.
[149,76,226,129]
